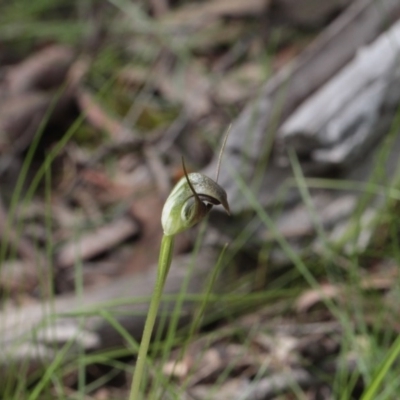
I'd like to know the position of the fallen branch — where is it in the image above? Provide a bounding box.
[279,18,400,166]
[0,247,220,378]
[204,0,400,213]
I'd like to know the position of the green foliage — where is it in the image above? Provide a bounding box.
[0,0,86,45]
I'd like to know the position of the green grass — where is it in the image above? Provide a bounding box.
[2,1,400,399]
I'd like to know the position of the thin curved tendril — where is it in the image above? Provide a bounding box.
[182,157,201,204]
[215,123,231,183]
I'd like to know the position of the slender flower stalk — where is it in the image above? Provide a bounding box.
[129,234,174,400]
[129,158,230,399]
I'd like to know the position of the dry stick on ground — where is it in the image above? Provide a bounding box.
[279,18,400,166]
[6,45,75,94]
[0,56,87,177]
[64,88,145,196]
[56,217,140,269]
[76,88,138,142]
[0,247,221,375]
[188,370,316,400]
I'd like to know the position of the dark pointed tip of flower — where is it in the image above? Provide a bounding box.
[222,199,230,216]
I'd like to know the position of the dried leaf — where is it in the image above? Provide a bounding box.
[76,89,134,141]
[295,284,341,313]
[6,45,75,94]
[162,0,268,29]
[57,217,139,268]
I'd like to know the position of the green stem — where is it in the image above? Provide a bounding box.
[129,234,175,400]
